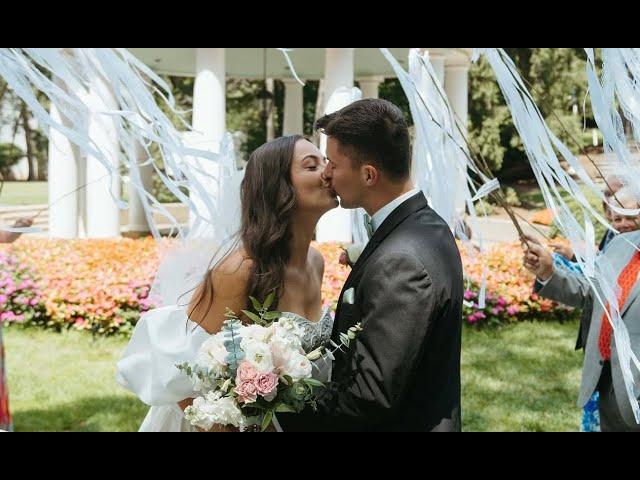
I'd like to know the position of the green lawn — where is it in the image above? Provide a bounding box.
[461,320,582,431]
[0,181,48,205]
[0,181,160,207]
[3,326,147,432]
[3,320,584,432]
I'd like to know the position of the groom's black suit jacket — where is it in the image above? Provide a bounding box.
[279,192,463,431]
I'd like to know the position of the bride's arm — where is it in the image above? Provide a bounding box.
[177,251,253,430]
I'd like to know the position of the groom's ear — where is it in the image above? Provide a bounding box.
[361,165,379,187]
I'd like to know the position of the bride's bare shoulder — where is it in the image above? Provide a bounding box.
[188,250,254,332]
[214,249,254,280]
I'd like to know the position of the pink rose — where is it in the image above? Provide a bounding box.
[235,381,258,404]
[255,372,279,400]
[236,361,259,383]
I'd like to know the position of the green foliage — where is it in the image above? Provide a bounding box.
[227,79,268,157]
[378,78,412,125]
[502,187,521,208]
[468,56,512,172]
[0,143,24,175]
[468,48,594,179]
[221,310,244,375]
[150,172,187,203]
[241,291,281,327]
[548,187,608,241]
[475,198,497,216]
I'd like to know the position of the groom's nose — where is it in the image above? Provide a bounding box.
[322,162,332,181]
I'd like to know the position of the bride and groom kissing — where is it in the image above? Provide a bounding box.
[117,98,463,432]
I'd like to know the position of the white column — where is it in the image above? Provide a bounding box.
[322,48,355,112]
[188,48,226,235]
[192,48,226,141]
[445,56,470,215]
[316,48,355,243]
[127,142,153,235]
[85,70,121,238]
[427,50,446,86]
[282,78,304,136]
[48,98,79,238]
[358,76,384,99]
[445,62,469,130]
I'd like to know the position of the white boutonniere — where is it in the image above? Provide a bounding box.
[339,242,367,268]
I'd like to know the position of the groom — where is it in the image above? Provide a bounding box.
[279,98,463,431]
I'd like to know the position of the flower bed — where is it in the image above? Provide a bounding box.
[1,238,576,335]
[5,238,161,335]
[0,249,46,325]
[458,241,576,326]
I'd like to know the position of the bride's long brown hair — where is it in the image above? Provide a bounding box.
[188,135,303,322]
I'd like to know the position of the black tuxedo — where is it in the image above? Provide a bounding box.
[279,192,463,431]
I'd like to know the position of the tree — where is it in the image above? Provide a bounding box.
[0,142,24,177]
[0,78,49,181]
[468,48,593,179]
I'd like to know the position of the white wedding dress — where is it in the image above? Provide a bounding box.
[116,304,334,432]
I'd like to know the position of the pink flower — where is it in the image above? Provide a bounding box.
[338,250,349,266]
[236,361,259,383]
[235,381,258,404]
[507,305,519,316]
[255,372,279,400]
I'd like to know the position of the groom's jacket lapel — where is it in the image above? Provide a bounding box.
[344,192,428,290]
[333,192,429,333]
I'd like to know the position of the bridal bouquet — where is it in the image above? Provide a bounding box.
[177,292,362,431]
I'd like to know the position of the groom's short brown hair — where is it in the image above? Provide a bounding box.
[315,98,411,182]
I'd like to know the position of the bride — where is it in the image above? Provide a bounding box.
[116,135,339,431]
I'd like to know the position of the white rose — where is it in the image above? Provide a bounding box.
[270,338,295,373]
[242,339,274,373]
[282,352,313,381]
[271,321,303,351]
[195,335,228,377]
[240,324,270,348]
